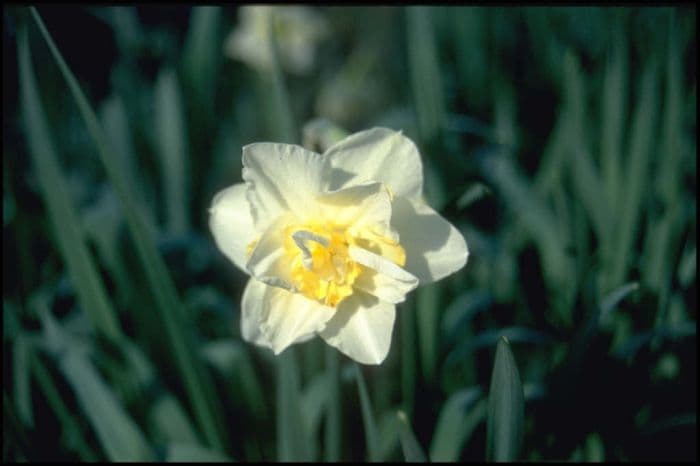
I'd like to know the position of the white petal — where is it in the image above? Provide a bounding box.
[391,197,468,284]
[241,278,335,354]
[320,290,396,365]
[208,183,257,273]
[246,213,295,290]
[348,246,419,304]
[324,127,423,200]
[316,182,392,230]
[242,143,327,230]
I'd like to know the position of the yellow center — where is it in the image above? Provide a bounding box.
[274,222,406,308]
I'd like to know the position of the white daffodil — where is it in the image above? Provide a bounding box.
[209,128,468,364]
[224,5,329,75]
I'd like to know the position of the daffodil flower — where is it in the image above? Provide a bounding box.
[224,6,329,75]
[209,128,468,364]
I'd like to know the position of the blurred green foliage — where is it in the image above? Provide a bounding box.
[3,5,696,462]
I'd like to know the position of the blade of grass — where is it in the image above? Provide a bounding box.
[324,346,341,461]
[301,372,330,459]
[642,11,683,294]
[401,296,416,419]
[29,8,227,452]
[155,67,189,234]
[181,6,220,130]
[13,335,33,428]
[37,307,154,461]
[18,25,122,341]
[430,388,485,461]
[406,6,446,142]
[355,363,380,461]
[396,410,428,462]
[610,57,659,287]
[264,8,296,142]
[416,282,439,381]
[164,443,232,462]
[600,15,628,219]
[486,337,524,462]
[276,349,312,461]
[562,50,610,245]
[149,394,200,445]
[30,352,99,461]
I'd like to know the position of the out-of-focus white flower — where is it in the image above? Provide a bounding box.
[209,128,468,364]
[224,6,329,75]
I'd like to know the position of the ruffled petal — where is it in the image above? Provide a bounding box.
[324,128,423,200]
[349,246,419,304]
[208,183,258,273]
[242,142,327,230]
[315,182,392,231]
[320,290,396,365]
[241,278,335,354]
[391,197,468,284]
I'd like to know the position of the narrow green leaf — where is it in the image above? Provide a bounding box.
[486,337,524,462]
[479,151,569,293]
[276,349,312,461]
[264,8,296,142]
[430,387,484,461]
[401,297,416,418]
[324,346,341,461]
[416,282,439,381]
[29,8,226,452]
[457,183,492,210]
[301,372,330,458]
[155,67,189,234]
[642,11,684,293]
[406,6,446,142]
[18,26,122,341]
[355,363,380,461]
[610,58,659,287]
[599,281,639,326]
[37,309,154,461]
[396,410,428,462]
[600,16,628,218]
[181,6,220,118]
[562,50,610,244]
[164,443,233,462]
[13,336,33,427]
[201,339,266,418]
[150,394,200,445]
[31,352,98,461]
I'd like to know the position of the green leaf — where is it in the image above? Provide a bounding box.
[610,57,659,287]
[150,394,200,445]
[30,352,98,460]
[355,363,380,461]
[562,50,610,244]
[164,443,233,462]
[154,67,189,234]
[599,282,639,326]
[430,387,485,461]
[301,372,330,457]
[324,346,341,461]
[401,298,417,418]
[276,349,312,461]
[17,24,122,341]
[486,337,524,462]
[406,6,446,142]
[416,282,440,381]
[263,8,296,143]
[600,15,628,219]
[37,308,154,461]
[396,410,428,462]
[13,336,34,427]
[29,8,227,452]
